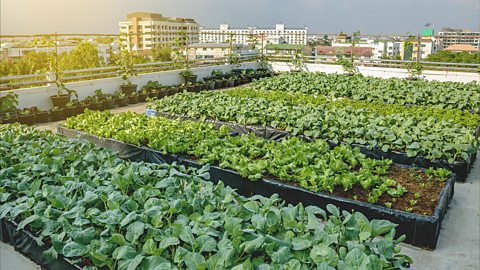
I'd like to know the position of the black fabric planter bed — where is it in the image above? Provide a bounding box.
[152,110,476,181]
[0,219,81,270]
[58,126,456,249]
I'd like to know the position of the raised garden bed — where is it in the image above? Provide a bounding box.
[1,124,412,269]
[153,110,477,181]
[0,219,80,270]
[58,122,456,249]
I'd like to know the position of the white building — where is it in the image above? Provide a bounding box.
[199,23,308,47]
[438,28,480,50]
[119,12,200,53]
[399,37,439,60]
[331,39,401,59]
[186,43,259,60]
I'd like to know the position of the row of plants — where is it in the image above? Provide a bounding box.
[0,88,149,124]
[249,72,480,112]
[64,110,451,214]
[0,124,412,269]
[225,88,480,129]
[148,92,479,164]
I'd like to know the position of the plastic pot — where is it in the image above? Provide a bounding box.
[148,91,159,99]
[88,101,103,111]
[64,106,78,117]
[103,99,115,109]
[35,111,50,123]
[18,113,36,125]
[50,108,66,121]
[76,104,88,115]
[50,94,70,108]
[184,75,198,83]
[186,85,195,92]
[115,98,129,107]
[138,93,148,102]
[128,95,139,104]
[120,84,137,95]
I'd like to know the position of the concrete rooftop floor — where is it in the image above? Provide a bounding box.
[4,102,480,270]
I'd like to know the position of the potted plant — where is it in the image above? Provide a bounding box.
[142,80,162,92]
[203,76,216,90]
[17,109,36,125]
[50,82,78,108]
[193,82,202,93]
[114,92,129,107]
[184,82,195,93]
[1,112,19,124]
[166,86,177,96]
[76,100,89,115]
[337,58,358,76]
[50,106,66,121]
[86,96,103,111]
[34,108,49,123]
[117,50,137,95]
[103,94,115,109]
[138,89,149,102]
[148,88,159,99]
[225,73,236,88]
[64,101,78,117]
[0,92,19,121]
[405,62,423,80]
[291,50,306,72]
[128,92,139,104]
[180,69,197,83]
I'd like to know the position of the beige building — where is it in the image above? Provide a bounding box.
[400,37,439,60]
[443,44,478,53]
[119,12,200,53]
[438,28,480,50]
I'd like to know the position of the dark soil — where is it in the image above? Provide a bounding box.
[324,165,444,216]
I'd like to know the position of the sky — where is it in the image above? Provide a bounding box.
[1,0,479,35]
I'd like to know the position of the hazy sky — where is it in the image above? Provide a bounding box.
[1,0,479,35]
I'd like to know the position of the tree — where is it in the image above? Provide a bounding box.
[59,42,102,70]
[425,50,480,64]
[152,46,172,62]
[0,51,52,76]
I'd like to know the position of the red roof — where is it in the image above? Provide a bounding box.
[315,46,373,57]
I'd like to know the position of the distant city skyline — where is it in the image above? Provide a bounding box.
[1,0,479,35]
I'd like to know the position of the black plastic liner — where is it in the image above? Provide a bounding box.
[153,111,477,181]
[0,219,80,270]
[58,126,456,249]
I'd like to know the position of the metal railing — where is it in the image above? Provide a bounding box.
[0,54,262,90]
[266,55,480,72]
[1,31,479,91]
[2,54,478,90]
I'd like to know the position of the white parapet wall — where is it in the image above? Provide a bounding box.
[4,61,479,110]
[3,62,259,110]
[270,62,480,83]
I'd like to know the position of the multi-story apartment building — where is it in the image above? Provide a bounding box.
[118,12,200,53]
[199,23,308,47]
[437,27,480,50]
[331,38,401,59]
[400,37,439,60]
[186,43,260,60]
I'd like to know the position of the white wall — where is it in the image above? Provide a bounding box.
[4,62,259,110]
[270,62,480,83]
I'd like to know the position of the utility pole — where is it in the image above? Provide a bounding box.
[416,34,421,63]
[54,32,59,83]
